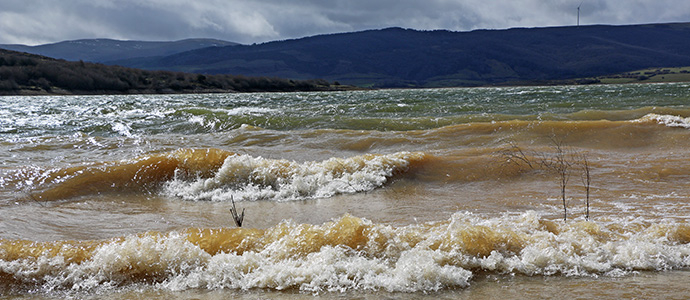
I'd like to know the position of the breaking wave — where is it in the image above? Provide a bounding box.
[2,212,689,294]
[5,148,234,202]
[163,152,427,202]
[637,113,690,129]
[6,150,426,203]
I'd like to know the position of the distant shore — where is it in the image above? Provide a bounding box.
[2,84,363,96]
[0,49,359,96]
[3,47,690,97]
[5,75,687,96]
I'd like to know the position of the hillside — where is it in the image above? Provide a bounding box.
[0,38,237,63]
[0,49,346,95]
[111,23,690,87]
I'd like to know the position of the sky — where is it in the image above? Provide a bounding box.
[1,0,689,45]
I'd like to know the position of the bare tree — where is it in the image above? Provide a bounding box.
[499,137,592,222]
[538,138,572,221]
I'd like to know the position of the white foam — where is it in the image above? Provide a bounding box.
[162,244,472,292]
[448,211,690,277]
[222,106,277,116]
[111,122,136,138]
[163,152,424,202]
[2,212,690,294]
[638,113,690,128]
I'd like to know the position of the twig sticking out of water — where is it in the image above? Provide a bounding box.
[23,191,45,207]
[499,140,535,170]
[578,153,592,221]
[541,137,574,222]
[230,196,245,227]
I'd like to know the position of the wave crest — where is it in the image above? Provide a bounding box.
[2,212,690,293]
[637,113,690,128]
[163,152,427,202]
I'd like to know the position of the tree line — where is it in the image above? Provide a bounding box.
[0,49,343,95]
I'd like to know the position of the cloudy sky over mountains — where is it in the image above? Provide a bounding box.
[1,0,688,45]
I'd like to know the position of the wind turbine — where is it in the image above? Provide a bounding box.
[577,1,583,26]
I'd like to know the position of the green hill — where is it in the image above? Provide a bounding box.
[0,49,346,95]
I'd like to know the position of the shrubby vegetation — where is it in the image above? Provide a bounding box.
[500,138,593,221]
[0,49,342,95]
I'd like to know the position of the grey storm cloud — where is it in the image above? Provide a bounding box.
[1,0,689,45]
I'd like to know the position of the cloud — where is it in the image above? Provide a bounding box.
[1,0,689,45]
[0,0,281,44]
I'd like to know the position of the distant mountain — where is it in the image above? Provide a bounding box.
[110,23,690,87]
[0,38,238,63]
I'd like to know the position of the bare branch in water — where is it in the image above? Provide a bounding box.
[497,136,593,222]
[544,137,572,222]
[230,196,245,227]
[20,189,45,207]
[577,152,592,221]
[499,140,535,169]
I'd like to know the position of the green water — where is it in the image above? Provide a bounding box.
[2,83,688,137]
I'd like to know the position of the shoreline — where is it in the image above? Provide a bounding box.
[3,77,686,97]
[0,85,363,96]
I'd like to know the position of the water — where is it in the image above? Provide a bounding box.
[1,83,690,298]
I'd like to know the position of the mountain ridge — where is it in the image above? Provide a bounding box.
[111,23,690,87]
[0,38,238,63]
[4,23,690,88]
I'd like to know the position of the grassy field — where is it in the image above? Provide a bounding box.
[597,66,690,84]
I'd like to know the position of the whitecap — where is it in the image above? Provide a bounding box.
[162,152,425,202]
[637,113,690,128]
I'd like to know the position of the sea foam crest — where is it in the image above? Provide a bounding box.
[163,152,425,202]
[3,212,690,294]
[638,113,690,128]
